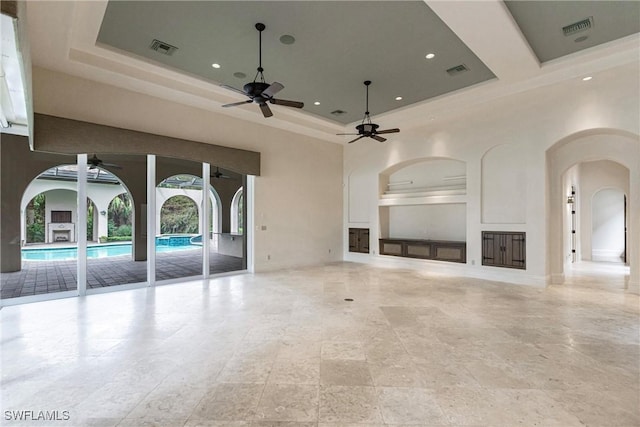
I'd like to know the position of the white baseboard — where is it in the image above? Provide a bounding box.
[592,249,625,263]
[347,253,546,287]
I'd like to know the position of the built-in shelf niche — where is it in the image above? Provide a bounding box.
[379,158,467,241]
[380,158,466,206]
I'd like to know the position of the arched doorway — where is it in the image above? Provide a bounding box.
[546,129,639,292]
[14,164,138,297]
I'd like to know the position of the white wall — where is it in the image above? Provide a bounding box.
[578,160,629,262]
[33,67,344,272]
[388,204,466,241]
[45,189,76,242]
[562,164,580,266]
[345,62,639,287]
[482,144,526,224]
[592,189,626,262]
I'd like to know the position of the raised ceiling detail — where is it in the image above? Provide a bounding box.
[96,1,496,124]
[505,1,640,63]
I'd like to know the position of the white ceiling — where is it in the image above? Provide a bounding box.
[20,1,640,144]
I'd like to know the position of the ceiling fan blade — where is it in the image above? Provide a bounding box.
[376,128,400,134]
[260,103,273,118]
[348,136,365,144]
[220,84,247,95]
[270,98,304,108]
[336,133,359,136]
[88,164,96,170]
[101,162,122,169]
[371,135,387,142]
[262,82,284,98]
[222,100,252,108]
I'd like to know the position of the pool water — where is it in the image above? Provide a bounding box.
[22,242,199,261]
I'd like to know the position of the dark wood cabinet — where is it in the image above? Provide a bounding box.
[349,228,370,253]
[379,238,466,263]
[482,231,526,269]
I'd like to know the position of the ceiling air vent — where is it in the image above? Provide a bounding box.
[446,64,469,76]
[331,109,347,116]
[562,17,593,36]
[150,39,178,56]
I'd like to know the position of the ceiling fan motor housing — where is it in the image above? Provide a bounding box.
[244,82,270,98]
[357,123,379,135]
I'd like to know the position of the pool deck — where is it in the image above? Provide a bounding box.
[1,248,243,300]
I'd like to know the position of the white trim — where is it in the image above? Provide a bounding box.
[344,252,548,287]
[231,187,243,234]
[77,154,87,296]
[202,162,210,277]
[86,281,147,295]
[246,176,255,273]
[0,290,78,307]
[147,154,156,285]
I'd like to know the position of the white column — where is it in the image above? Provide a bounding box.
[77,154,88,296]
[628,167,639,293]
[147,155,156,286]
[202,163,210,278]
[246,175,255,273]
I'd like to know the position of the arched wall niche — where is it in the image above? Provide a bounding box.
[379,157,466,196]
[378,157,467,242]
[546,127,639,292]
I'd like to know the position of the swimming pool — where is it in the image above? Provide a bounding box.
[22,242,199,261]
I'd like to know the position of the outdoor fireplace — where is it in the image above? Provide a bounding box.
[48,223,75,243]
[52,230,70,241]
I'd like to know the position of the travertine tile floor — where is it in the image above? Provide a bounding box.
[1,262,638,426]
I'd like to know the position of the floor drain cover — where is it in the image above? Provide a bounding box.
[344,298,354,301]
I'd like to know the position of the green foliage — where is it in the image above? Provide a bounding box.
[161,195,199,234]
[108,193,132,236]
[27,223,45,243]
[113,224,132,237]
[87,201,94,240]
[106,236,131,242]
[237,193,244,235]
[26,193,46,243]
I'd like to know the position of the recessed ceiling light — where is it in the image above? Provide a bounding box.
[211,63,221,69]
[395,96,403,101]
[582,76,593,81]
[233,72,247,79]
[425,53,435,59]
[314,101,321,106]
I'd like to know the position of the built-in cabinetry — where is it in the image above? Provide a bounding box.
[377,159,467,264]
[379,238,466,263]
[349,228,370,253]
[482,231,526,269]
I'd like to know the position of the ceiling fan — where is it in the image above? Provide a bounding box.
[337,80,400,143]
[221,23,304,118]
[211,166,231,179]
[88,154,121,169]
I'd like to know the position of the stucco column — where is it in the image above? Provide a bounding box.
[628,167,640,294]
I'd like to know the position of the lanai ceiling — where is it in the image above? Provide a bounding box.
[7,1,640,142]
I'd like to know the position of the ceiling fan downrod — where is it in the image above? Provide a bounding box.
[363,80,372,124]
[255,23,266,82]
